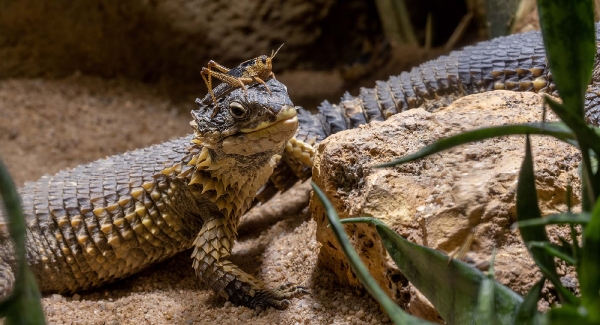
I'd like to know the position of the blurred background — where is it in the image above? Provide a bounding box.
[0,0,579,184]
[0,0,549,108]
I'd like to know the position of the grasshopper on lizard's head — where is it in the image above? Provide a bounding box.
[201,44,284,116]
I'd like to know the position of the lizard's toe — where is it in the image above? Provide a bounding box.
[275,283,310,297]
[251,283,310,310]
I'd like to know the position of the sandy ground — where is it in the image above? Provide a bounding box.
[0,74,392,324]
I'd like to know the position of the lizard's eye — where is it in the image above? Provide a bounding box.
[229,101,247,119]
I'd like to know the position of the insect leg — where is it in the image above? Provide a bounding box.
[200,68,219,107]
[252,77,273,95]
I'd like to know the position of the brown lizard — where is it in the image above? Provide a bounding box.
[0,79,307,309]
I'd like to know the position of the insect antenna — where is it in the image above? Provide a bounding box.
[270,43,284,59]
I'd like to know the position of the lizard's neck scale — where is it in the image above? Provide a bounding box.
[181,138,281,222]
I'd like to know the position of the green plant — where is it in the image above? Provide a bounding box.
[374,0,419,47]
[313,0,600,323]
[0,159,45,325]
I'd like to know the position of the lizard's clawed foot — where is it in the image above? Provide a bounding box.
[253,283,310,310]
[230,282,310,310]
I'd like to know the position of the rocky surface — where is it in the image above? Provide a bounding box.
[311,90,581,318]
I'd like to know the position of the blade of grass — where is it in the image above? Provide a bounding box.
[565,183,582,263]
[514,277,546,325]
[474,251,496,325]
[569,223,581,263]
[537,0,595,118]
[0,161,26,284]
[516,136,578,305]
[545,98,599,202]
[375,0,407,45]
[557,236,580,266]
[516,212,591,228]
[592,154,600,207]
[547,305,594,324]
[475,276,495,325]
[0,159,45,324]
[581,159,594,213]
[424,12,432,50]
[4,269,46,325]
[391,0,418,46]
[375,122,576,168]
[312,183,437,325]
[579,196,600,321]
[526,242,576,265]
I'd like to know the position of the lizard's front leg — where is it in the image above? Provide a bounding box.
[191,217,306,309]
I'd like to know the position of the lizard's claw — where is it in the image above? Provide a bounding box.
[249,283,310,310]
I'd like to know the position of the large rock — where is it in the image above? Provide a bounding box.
[311,90,581,316]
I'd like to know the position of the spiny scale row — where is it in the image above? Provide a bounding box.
[308,30,554,143]
[186,145,264,217]
[184,138,283,223]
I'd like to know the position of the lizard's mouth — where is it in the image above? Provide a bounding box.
[240,105,297,133]
[222,105,298,155]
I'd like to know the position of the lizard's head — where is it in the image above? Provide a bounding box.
[191,78,298,157]
[187,79,297,216]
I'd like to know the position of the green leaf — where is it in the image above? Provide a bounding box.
[475,251,496,325]
[475,276,495,325]
[544,98,600,202]
[569,224,581,263]
[526,242,576,265]
[516,211,585,266]
[515,277,546,325]
[375,223,522,325]
[342,217,523,325]
[564,183,582,263]
[537,0,595,118]
[516,212,590,228]
[579,196,600,321]
[0,160,26,273]
[0,158,45,324]
[581,160,594,212]
[4,268,45,325]
[558,235,580,266]
[375,122,576,168]
[546,305,594,325]
[516,136,578,305]
[591,152,599,174]
[311,183,437,325]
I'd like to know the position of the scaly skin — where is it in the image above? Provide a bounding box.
[0,79,306,309]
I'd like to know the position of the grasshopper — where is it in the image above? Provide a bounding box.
[200,44,284,112]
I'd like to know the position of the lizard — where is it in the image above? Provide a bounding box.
[0,78,306,310]
[3,26,600,312]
